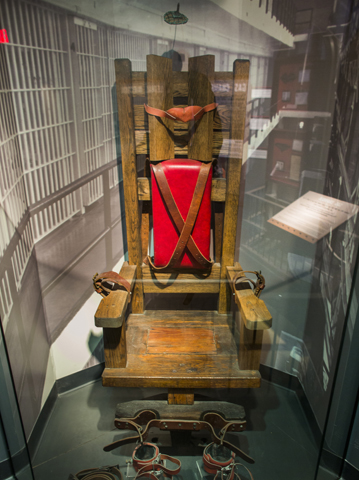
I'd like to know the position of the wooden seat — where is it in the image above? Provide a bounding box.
[102,310,261,389]
[94,54,272,404]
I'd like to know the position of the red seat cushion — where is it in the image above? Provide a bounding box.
[151,159,212,269]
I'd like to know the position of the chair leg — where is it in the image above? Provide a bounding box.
[103,323,127,368]
[168,388,194,405]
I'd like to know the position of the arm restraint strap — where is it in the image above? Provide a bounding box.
[148,161,213,271]
[92,271,132,298]
[232,270,265,298]
[133,453,181,478]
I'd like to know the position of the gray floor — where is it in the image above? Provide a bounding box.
[32,379,319,480]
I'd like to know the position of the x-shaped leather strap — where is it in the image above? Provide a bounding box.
[148,161,213,270]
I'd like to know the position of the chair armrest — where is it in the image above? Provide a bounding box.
[226,265,272,331]
[95,263,137,328]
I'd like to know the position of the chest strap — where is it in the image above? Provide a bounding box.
[148,161,213,271]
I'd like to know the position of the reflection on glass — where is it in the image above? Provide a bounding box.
[0,1,358,479]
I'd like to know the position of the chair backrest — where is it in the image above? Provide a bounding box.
[114,54,249,315]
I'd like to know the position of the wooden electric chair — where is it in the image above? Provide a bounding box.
[93,54,272,460]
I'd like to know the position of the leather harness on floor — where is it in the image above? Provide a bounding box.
[104,410,254,465]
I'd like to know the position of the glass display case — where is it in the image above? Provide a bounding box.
[1,1,359,480]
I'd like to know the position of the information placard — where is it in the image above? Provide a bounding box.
[268,191,359,243]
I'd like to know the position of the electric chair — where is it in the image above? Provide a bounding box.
[93,54,272,471]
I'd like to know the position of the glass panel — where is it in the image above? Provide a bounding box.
[0,322,34,480]
[0,1,358,480]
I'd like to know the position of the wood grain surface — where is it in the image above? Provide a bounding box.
[115,59,144,313]
[167,389,195,405]
[147,327,216,354]
[188,55,215,161]
[218,60,250,313]
[147,55,174,160]
[131,71,235,98]
[101,310,261,389]
[141,263,220,293]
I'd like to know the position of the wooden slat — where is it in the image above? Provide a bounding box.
[214,202,224,263]
[115,59,144,313]
[141,263,220,293]
[137,177,226,202]
[103,368,260,389]
[226,266,272,330]
[130,71,234,98]
[103,323,126,368]
[95,291,128,328]
[147,55,174,160]
[239,322,264,371]
[188,55,215,161]
[94,263,137,328]
[218,60,250,313]
[135,130,228,156]
[117,400,244,419]
[147,327,216,354]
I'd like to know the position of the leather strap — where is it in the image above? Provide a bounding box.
[132,442,181,478]
[92,271,132,298]
[144,103,217,123]
[212,463,255,480]
[68,465,123,480]
[203,443,235,476]
[232,270,265,298]
[148,161,213,270]
[104,412,253,464]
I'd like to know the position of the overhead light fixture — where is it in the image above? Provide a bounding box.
[164,3,188,25]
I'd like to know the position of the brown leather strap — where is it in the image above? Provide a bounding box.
[148,162,213,270]
[92,271,132,298]
[69,465,123,480]
[104,413,254,464]
[144,103,217,123]
[133,443,181,478]
[203,443,235,476]
[232,270,265,298]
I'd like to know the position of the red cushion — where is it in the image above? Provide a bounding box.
[151,159,212,269]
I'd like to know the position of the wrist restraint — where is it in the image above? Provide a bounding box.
[68,465,123,480]
[203,444,255,480]
[92,271,131,299]
[132,442,181,479]
[232,270,265,298]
